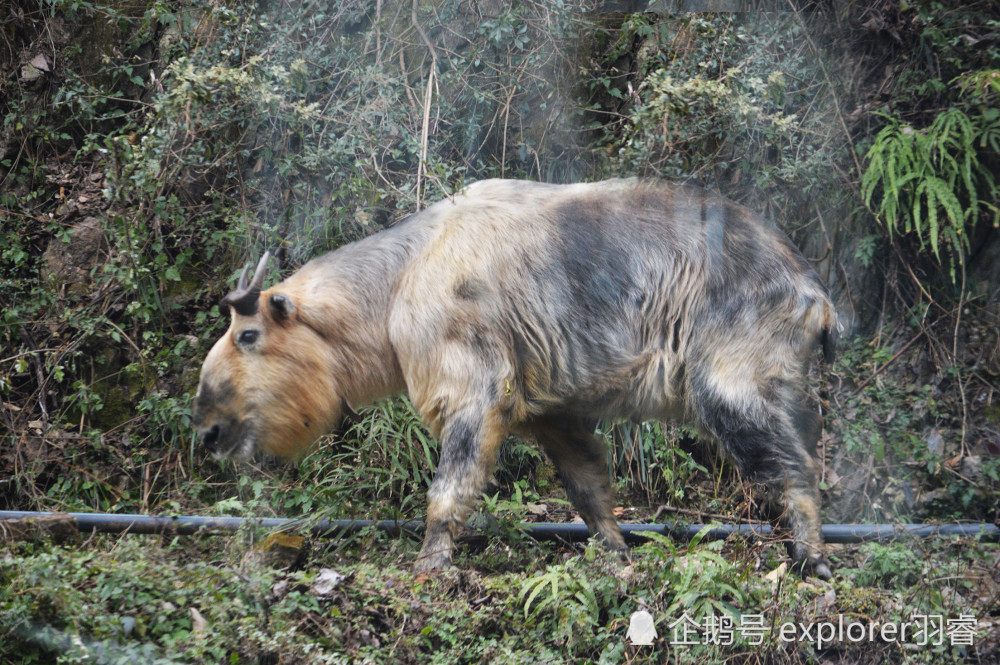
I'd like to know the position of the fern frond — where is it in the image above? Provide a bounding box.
[861,106,994,279]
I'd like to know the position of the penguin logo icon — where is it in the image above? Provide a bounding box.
[627,610,657,646]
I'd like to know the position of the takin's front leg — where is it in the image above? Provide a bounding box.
[415,407,506,572]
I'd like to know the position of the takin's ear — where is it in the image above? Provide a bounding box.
[268,293,296,322]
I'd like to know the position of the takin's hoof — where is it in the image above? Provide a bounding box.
[413,551,452,573]
[791,555,833,581]
[812,561,833,581]
[788,541,833,581]
[606,541,630,562]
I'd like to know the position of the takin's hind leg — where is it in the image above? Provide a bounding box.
[525,416,626,554]
[766,475,831,580]
[697,385,832,580]
[781,397,832,580]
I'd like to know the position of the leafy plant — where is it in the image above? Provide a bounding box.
[517,545,625,652]
[302,397,439,520]
[636,529,747,621]
[851,542,926,589]
[606,420,709,504]
[861,104,999,277]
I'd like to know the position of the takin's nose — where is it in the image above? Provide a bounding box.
[198,424,223,452]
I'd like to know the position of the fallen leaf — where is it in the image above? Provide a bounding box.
[825,469,841,487]
[814,588,837,614]
[190,607,207,636]
[796,580,821,593]
[616,564,638,583]
[311,568,346,597]
[765,562,788,584]
[30,54,50,72]
[526,503,548,516]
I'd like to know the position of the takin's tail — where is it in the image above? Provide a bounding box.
[821,321,837,365]
[804,298,838,365]
[819,301,838,365]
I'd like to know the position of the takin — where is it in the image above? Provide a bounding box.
[192,179,837,578]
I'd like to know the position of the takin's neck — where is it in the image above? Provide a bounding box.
[284,227,423,408]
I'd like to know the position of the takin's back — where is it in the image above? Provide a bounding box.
[388,178,835,428]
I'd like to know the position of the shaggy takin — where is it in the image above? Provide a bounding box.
[192,179,837,578]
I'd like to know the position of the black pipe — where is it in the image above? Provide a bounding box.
[1,510,997,543]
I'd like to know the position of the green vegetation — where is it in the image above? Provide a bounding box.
[1,529,996,664]
[1,1,998,663]
[861,6,1000,279]
[862,105,999,278]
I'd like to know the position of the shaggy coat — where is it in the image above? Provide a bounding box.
[193,179,836,577]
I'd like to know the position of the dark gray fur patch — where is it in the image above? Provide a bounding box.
[554,200,639,318]
[193,380,235,423]
[696,388,785,483]
[454,278,486,301]
[438,416,480,476]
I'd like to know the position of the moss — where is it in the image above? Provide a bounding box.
[984,401,1000,426]
[66,356,158,432]
[838,586,885,616]
[60,0,155,97]
[92,374,160,431]
[163,267,202,306]
[88,384,129,430]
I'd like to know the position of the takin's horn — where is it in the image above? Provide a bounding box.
[221,251,270,316]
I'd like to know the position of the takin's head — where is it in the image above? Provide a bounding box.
[192,253,343,460]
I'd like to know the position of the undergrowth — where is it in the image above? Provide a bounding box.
[0,529,996,664]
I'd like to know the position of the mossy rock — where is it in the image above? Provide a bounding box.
[57,1,156,99]
[66,360,158,431]
[89,384,132,431]
[102,364,157,429]
[163,270,202,307]
[40,217,104,297]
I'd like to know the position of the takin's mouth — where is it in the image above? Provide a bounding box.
[201,418,258,461]
[212,435,256,461]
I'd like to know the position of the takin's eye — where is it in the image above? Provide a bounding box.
[236,329,259,347]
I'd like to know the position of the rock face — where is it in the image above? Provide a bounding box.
[41,217,104,295]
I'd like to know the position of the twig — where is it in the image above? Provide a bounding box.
[786,0,865,192]
[0,348,61,364]
[851,330,925,395]
[19,330,49,422]
[375,0,382,66]
[954,261,970,457]
[411,0,438,211]
[104,319,143,357]
[398,50,418,109]
[812,202,836,288]
[653,504,768,525]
